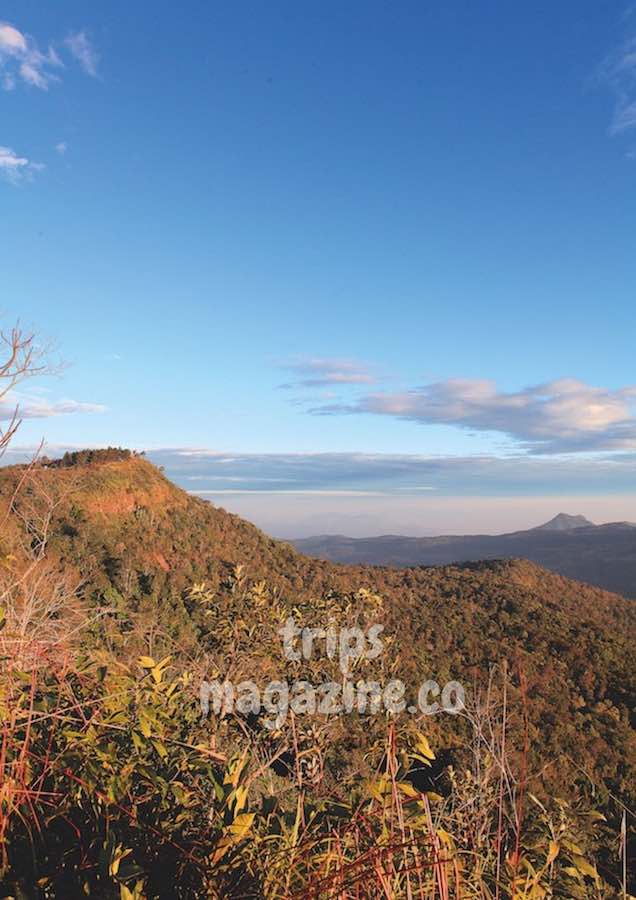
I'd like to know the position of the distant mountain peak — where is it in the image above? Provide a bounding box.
[534,513,595,532]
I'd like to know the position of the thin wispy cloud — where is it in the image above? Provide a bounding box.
[1,22,97,186]
[64,31,98,77]
[600,28,636,135]
[195,489,388,496]
[310,378,636,454]
[279,357,377,390]
[150,448,636,535]
[0,21,97,92]
[146,447,636,497]
[0,146,44,184]
[0,392,106,420]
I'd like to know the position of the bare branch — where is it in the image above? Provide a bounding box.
[0,324,55,457]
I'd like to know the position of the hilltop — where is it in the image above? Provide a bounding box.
[533,512,595,531]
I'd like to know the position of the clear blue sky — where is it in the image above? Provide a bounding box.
[2,2,635,534]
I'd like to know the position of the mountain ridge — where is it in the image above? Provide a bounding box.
[293,513,636,598]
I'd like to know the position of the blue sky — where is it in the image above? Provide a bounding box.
[2,1,636,534]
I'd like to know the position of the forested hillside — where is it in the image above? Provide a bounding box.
[1,454,634,896]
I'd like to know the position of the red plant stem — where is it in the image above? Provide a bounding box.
[510,655,529,899]
[495,660,508,900]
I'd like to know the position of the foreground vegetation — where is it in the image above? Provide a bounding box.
[0,484,633,896]
[0,583,627,898]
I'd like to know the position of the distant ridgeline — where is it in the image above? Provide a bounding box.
[293,514,636,599]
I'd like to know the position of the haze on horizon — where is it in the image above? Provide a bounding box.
[2,1,636,535]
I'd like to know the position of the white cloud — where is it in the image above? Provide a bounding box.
[0,145,43,184]
[55,141,68,155]
[0,391,106,419]
[0,21,98,92]
[0,22,26,52]
[0,21,62,91]
[64,31,98,77]
[311,378,636,453]
[0,145,28,175]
